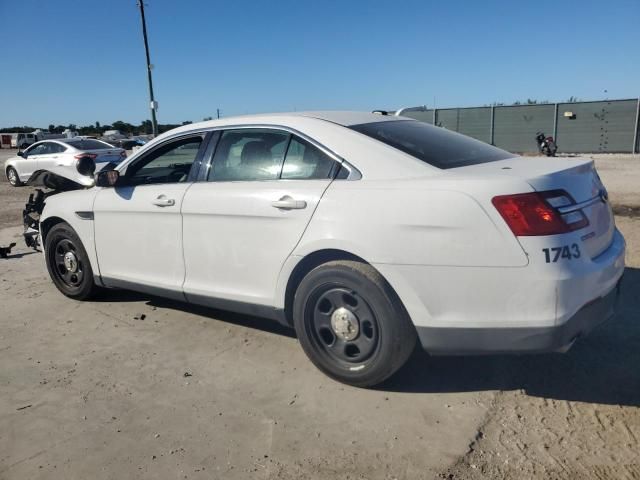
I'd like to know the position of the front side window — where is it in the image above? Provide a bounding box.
[350,120,515,169]
[25,143,47,156]
[124,136,203,185]
[281,137,336,180]
[209,129,289,181]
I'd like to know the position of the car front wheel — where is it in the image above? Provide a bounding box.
[293,260,417,387]
[45,223,98,300]
[6,167,22,186]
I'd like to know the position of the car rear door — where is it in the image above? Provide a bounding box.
[181,128,340,307]
[92,133,208,299]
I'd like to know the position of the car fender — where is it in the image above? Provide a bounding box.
[40,189,101,281]
[3,157,19,174]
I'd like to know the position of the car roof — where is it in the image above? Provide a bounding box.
[288,111,406,126]
[157,111,409,143]
[58,138,110,146]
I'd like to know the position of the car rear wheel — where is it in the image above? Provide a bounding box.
[293,260,417,387]
[45,223,98,300]
[6,167,22,187]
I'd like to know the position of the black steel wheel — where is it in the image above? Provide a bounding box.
[45,223,98,300]
[307,287,380,365]
[293,260,416,387]
[6,167,22,186]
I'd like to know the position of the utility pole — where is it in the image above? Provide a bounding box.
[217,108,220,119]
[137,1,158,136]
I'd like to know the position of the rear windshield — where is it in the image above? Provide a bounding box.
[350,120,515,169]
[64,139,113,150]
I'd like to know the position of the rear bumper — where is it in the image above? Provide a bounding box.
[417,281,621,355]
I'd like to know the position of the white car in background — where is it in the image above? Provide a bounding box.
[4,138,126,187]
[37,112,625,387]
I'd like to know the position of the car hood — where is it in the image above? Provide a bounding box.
[27,166,94,191]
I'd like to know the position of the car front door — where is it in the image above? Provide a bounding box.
[36,142,66,171]
[18,143,47,179]
[93,133,207,299]
[181,128,341,307]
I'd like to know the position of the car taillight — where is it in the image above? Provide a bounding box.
[492,190,589,236]
[74,153,97,160]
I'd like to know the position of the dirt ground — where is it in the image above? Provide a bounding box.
[0,150,638,479]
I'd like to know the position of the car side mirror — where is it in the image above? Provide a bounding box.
[17,150,25,158]
[95,169,120,187]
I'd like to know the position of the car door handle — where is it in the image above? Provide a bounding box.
[152,195,175,207]
[271,195,307,210]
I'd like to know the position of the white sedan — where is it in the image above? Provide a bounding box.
[38,112,625,387]
[4,138,126,187]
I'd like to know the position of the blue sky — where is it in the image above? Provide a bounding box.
[1,0,638,127]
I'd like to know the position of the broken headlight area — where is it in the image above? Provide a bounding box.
[23,169,94,250]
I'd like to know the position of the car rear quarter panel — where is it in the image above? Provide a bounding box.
[293,178,530,267]
[277,176,534,324]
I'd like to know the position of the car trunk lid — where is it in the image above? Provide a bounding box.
[455,156,614,258]
[84,148,125,164]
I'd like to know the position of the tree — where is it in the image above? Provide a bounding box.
[203,116,213,121]
[95,121,101,129]
[48,124,55,132]
[112,120,135,133]
[140,120,152,134]
[567,96,579,103]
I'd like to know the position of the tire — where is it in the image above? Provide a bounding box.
[6,167,23,187]
[44,222,98,300]
[293,260,417,387]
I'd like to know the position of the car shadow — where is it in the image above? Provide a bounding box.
[381,266,640,407]
[2,250,38,260]
[91,268,639,407]
[92,288,296,339]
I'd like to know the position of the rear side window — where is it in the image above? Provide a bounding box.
[209,129,290,181]
[350,120,515,169]
[64,139,113,150]
[281,137,335,180]
[50,143,67,153]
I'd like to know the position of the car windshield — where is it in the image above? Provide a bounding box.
[349,120,515,169]
[64,139,113,150]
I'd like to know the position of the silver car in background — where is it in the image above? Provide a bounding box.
[4,138,126,187]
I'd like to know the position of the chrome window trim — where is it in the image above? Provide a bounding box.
[198,124,361,181]
[116,129,212,173]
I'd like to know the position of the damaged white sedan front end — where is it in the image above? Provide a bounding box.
[22,159,108,249]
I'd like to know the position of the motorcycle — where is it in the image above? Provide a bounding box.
[535,131,557,157]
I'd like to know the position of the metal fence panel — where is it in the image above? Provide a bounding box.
[493,104,555,152]
[556,100,637,153]
[402,110,434,124]
[429,108,491,143]
[401,98,640,153]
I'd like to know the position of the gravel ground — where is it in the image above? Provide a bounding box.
[0,149,638,479]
